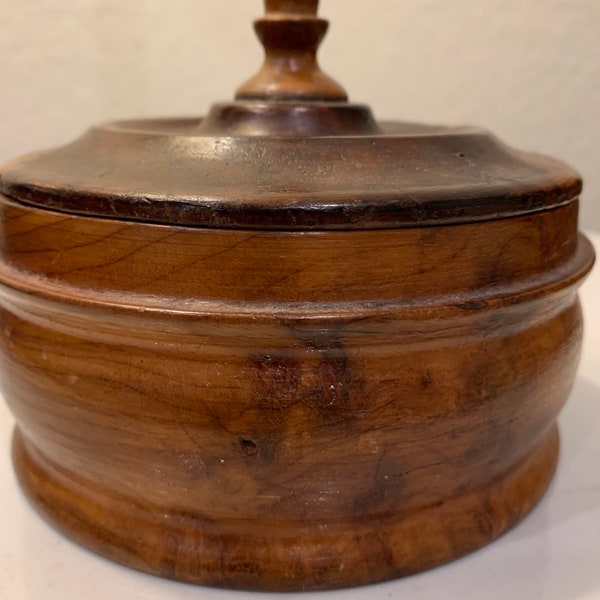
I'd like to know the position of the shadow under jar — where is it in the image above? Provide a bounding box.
[0,0,595,592]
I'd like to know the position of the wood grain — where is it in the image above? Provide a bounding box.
[0,0,594,590]
[0,193,594,590]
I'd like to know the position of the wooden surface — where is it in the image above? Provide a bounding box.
[0,119,582,228]
[0,193,593,590]
[0,0,596,592]
[2,232,600,600]
[0,0,594,591]
[236,0,348,102]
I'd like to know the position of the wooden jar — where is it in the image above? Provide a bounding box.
[0,0,595,592]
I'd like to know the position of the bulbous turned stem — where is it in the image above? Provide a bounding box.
[236,0,348,102]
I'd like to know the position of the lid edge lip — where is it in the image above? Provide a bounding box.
[1,182,580,232]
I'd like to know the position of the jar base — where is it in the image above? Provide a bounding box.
[12,426,559,592]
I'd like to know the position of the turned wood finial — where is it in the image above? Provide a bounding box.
[236,0,348,102]
[264,0,318,16]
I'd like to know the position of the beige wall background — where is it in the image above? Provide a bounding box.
[0,0,598,229]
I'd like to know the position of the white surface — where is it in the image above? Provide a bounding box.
[0,0,599,229]
[0,232,599,600]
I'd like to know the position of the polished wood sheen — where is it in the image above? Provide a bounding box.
[0,0,595,592]
[236,0,348,101]
[0,194,594,590]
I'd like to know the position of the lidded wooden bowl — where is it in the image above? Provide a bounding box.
[0,0,595,592]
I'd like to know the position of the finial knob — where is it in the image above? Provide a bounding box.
[236,0,348,102]
[264,0,318,16]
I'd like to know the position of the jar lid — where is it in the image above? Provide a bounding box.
[0,0,581,230]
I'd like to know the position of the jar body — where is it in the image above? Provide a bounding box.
[0,195,594,591]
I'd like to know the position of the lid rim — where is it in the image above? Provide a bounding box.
[1,180,580,231]
[1,117,581,231]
